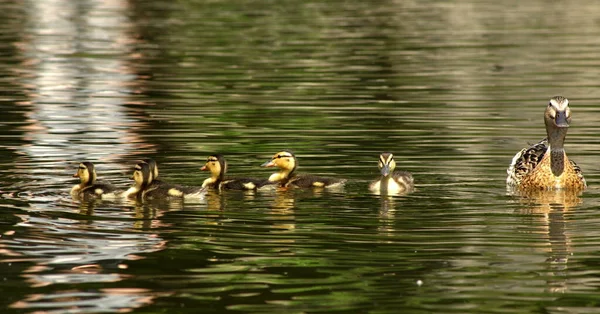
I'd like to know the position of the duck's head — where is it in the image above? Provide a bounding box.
[544,96,572,151]
[262,150,297,171]
[378,152,396,177]
[545,96,571,130]
[201,154,227,180]
[140,158,159,181]
[261,150,297,182]
[73,162,97,186]
[131,162,153,188]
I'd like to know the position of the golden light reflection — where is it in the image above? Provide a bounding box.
[510,188,582,294]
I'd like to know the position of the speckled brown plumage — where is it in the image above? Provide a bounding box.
[506,96,586,191]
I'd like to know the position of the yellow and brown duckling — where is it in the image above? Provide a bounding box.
[201,154,272,190]
[507,96,586,190]
[369,152,414,194]
[261,150,346,188]
[122,158,159,198]
[126,160,206,200]
[141,158,159,182]
[70,162,119,199]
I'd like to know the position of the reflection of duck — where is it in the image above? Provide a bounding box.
[201,154,272,190]
[127,162,205,200]
[70,162,119,199]
[507,96,586,190]
[511,188,582,213]
[369,152,413,195]
[261,150,345,188]
[510,188,579,293]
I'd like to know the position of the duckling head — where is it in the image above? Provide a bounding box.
[73,162,97,186]
[201,154,227,179]
[131,162,153,188]
[141,158,159,181]
[378,152,396,177]
[261,150,297,182]
[200,154,227,188]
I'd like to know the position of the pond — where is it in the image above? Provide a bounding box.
[1,0,600,313]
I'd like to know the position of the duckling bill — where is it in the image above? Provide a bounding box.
[261,150,345,188]
[201,154,271,190]
[369,152,414,194]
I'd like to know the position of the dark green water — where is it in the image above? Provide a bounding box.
[1,0,600,313]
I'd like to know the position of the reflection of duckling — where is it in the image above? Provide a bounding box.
[507,96,586,190]
[70,162,119,199]
[201,154,271,190]
[129,162,205,200]
[261,150,346,188]
[369,152,414,194]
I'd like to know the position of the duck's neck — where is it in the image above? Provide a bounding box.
[122,186,141,198]
[203,175,221,188]
[547,127,568,177]
[380,175,390,194]
[269,168,294,182]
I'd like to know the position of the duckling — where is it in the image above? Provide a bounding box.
[141,158,159,181]
[129,162,205,200]
[70,162,119,199]
[507,96,586,190]
[122,158,159,198]
[201,154,272,190]
[261,150,346,188]
[369,152,414,194]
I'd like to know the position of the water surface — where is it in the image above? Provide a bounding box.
[1,0,600,313]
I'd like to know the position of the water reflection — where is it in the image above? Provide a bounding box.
[510,189,581,294]
[2,204,167,311]
[13,0,153,199]
[11,288,159,313]
[0,0,600,312]
[5,0,164,309]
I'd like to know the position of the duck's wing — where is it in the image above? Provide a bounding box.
[288,175,346,188]
[391,171,414,189]
[506,138,548,186]
[569,159,587,188]
[221,177,270,190]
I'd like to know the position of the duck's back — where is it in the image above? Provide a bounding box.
[287,174,345,188]
[507,139,548,187]
[79,181,118,198]
[143,180,204,199]
[221,177,272,190]
[507,139,586,189]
